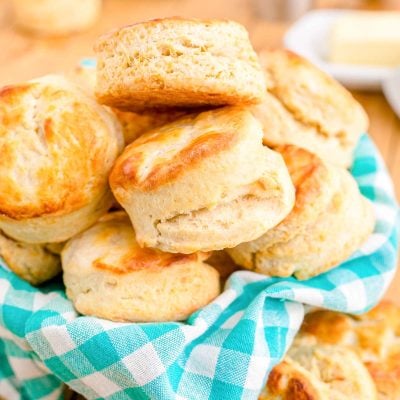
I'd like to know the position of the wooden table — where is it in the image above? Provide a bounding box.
[0,0,399,302]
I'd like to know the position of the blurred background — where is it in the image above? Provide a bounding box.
[1,0,400,84]
[0,0,399,301]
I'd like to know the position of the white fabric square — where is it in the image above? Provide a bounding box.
[360,232,386,254]
[244,355,269,390]
[32,292,58,312]
[251,318,270,357]
[61,311,79,323]
[0,279,10,303]
[292,287,325,306]
[237,271,268,283]
[185,345,220,378]
[381,270,396,293]
[79,372,121,397]
[374,202,397,225]
[41,326,76,356]
[0,379,19,400]
[96,318,129,331]
[339,279,367,311]
[182,318,208,343]
[9,357,46,380]
[374,171,395,196]
[213,289,237,309]
[122,343,166,385]
[284,301,304,330]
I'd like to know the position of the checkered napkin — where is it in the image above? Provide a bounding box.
[0,134,399,400]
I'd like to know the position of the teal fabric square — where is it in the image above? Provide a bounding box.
[79,332,122,370]
[46,356,77,381]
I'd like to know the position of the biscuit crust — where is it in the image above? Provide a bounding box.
[113,108,186,145]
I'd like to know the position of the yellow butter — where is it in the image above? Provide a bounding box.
[330,11,400,67]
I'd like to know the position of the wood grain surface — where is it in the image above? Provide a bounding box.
[0,0,398,302]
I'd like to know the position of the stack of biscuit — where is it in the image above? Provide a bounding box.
[0,18,375,324]
[260,301,400,400]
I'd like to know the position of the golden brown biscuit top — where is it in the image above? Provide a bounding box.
[81,212,207,274]
[300,310,352,344]
[365,350,400,400]
[262,359,321,400]
[110,107,256,192]
[261,49,369,138]
[359,301,400,331]
[0,76,121,220]
[357,303,400,399]
[113,108,187,145]
[262,344,377,400]
[94,17,248,50]
[298,302,400,400]
[262,303,400,399]
[301,302,400,356]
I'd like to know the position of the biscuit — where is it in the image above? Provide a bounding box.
[0,231,61,285]
[71,63,185,144]
[298,302,400,400]
[260,339,378,399]
[227,146,375,279]
[0,75,123,243]
[94,18,265,110]
[253,49,369,168]
[110,107,295,253]
[62,212,220,322]
[11,0,101,36]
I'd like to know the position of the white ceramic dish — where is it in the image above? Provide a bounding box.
[283,9,394,91]
[382,68,400,119]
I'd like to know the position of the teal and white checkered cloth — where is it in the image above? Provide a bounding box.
[0,134,399,400]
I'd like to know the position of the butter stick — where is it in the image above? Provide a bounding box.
[330,11,400,67]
